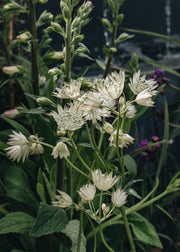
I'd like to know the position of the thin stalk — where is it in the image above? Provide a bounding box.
[28,0,39,96]
[69,134,91,172]
[99,224,115,252]
[91,122,108,170]
[65,158,91,179]
[99,190,103,220]
[121,206,136,252]
[85,213,97,252]
[64,19,72,82]
[77,211,83,252]
[103,16,117,78]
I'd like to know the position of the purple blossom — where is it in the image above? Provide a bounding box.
[139,139,148,148]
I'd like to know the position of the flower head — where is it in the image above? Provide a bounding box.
[52,190,73,208]
[120,101,136,118]
[111,189,127,207]
[103,122,113,134]
[29,135,44,155]
[51,102,85,131]
[53,79,81,100]
[94,70,125,100]
[135,89,154,107]
[129,70,157,95]
[77,183,96,202]
[52,142,70,159]
[109,129,134,148]
[92,169,119,191]
[5,131,30,162]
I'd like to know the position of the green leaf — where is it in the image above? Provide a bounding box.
[124,155,137,179]
[129,212,163,249]
[0,141,8,151]
[2,118,30,136]
[0,212,35,234]
[0,166,39,210]
[36,182,46,203]
[96,59,106,70]
[62,219,86,252]
[30,203,68,237]
[138,57,180,78]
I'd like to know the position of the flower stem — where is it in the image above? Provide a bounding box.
[64,19,72,82]
[99,224,115,252]
[77,210,83,252]
[69,134,91,172]
[86,213,97,252]
[121,206,136,252]
[28,0,39,96]
[65,157,91,179]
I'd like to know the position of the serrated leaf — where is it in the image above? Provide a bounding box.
[0,212,35,234]
[129,212,163,249]
[30,203,68,237]
[62,219,86,252]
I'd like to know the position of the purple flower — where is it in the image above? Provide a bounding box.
[152,136,159,142]
[155,70,164,76]
[139,139,148,148]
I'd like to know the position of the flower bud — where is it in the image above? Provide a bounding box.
[2,108,19,118]
[16,31,31,43]
[102,203,110,216]
[38,0,48,4]
[48,67,62,75]
[50,22,65,36]
[4,1,21,11]
[2,65,24,75]
[45,51,63,60]
[119,96,125,106]
[36,97,54,107]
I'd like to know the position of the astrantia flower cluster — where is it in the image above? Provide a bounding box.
[6,131,44,162]
[52,169,127,222]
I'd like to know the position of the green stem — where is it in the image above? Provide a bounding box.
[69,134,91,172]
[77,211,83,252]
[65,158,91,179]
[28,0,39,96]
[91,122,108,170]
[103,16,117,78]
[99,190,103,220]
[99,224,115,252]
[64,19,72,82]
[86,213,97,252]
[121,206,136,252]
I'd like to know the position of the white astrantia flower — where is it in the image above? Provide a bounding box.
[29,135,44,155]
[111,189,127,207]
[109,129,134,148]
[94,70,125,100]
[6,131,30,162]
[135,89,154,107]
[120,101,136,118]
[51,102,85,131]
[53,79,81,100]
[79,92,114,123]
[52,190,73,208]
[129,70,157,95]
[77,183,96,202]
[103,122,113,134]
[92,169,119,191]
[52,142,70,159]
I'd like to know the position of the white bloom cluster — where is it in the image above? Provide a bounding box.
[109,129,134,148]
[52,169,127,222]
[6,131,44,162]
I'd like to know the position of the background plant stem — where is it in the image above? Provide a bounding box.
[28,0,39,96]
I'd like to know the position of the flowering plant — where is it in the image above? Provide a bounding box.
[0,0,180,252]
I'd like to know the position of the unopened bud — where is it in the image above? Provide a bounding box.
[36,97,54,107]
[48,67,62,75]
[102,203,110,215]
[16,31,31,42]
[45,51,63,60]
[38,0,48,3]
[57,128,66,136]
[119,96,125,106]
[2,65,24,75]
[2,108,19,118]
